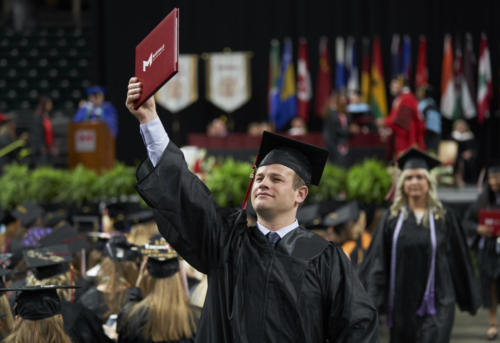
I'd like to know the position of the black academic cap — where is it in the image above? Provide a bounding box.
[255,131,329,186]
[43,209,68,228]
[133,234,179,278]
[0,211,17,226]
[0,285,79,320]
[103,235,140,262]
[12,201,44,228]
[72,215,100,233]
[396,147,441,171]
[23,244,72,280]
[126,210,154,226]
[323,201,360,228]
[297,203,324,228]
[38,224,89,254]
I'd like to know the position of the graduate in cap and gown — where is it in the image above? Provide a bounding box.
[462,159,500,339]
[117,234,200,343]
[78,235,139,324]
[23,244,112,343]
[359,147,480,342]
[2,285,77,343]
[125,77,378,343]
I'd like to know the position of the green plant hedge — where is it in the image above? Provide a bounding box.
[0,163,137,209]
[0,157,393,210]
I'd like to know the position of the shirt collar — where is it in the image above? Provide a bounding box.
[256,220,299,239]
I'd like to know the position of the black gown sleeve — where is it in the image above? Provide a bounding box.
[446,210,481,314]
[324,244,379,342]
[358,211,390,313]
[135,142,239,274]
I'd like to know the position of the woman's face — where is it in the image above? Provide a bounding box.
[403,169,429,200]
[488,173,500,193]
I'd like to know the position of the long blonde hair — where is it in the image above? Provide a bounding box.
[97,257,138,318]
[3,315,71,343]
[26,270,74,302]
[390,169,446,226]
[0,294,14,339]
[127,221,159,246]
[124,272,195,342]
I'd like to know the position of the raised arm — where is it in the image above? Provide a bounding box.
[126,78,236,273]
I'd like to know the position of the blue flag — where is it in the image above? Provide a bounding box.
[271,38,297,130]
[400,35,411,81]
[335,37,346,90]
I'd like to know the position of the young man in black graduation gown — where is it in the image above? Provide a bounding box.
[125,77,378,343]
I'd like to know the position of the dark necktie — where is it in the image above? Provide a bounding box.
[266,232,281,248]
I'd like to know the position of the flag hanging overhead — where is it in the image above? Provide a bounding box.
[155,54,198,113]
[391,34,400,79]
[346,36,359,93]
[335,36,346,90]
[400,35,411,81]
[440,34,456,119]
[462,33,476,119]
[452,36,463,120]
[268,40,281,118]
[270,38,297,130]
[477,33,492,124]
[360,37,371,104]
[297,38,312,121]
[315,36,332,116]
[205,51,252,113]
[370,37,388,118]
[414,36,428,89]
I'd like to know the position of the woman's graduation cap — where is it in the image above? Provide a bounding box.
[23,244,73,280]
[104,235,140,262]
[132,234,179,278]
[11,201,44,228]
[242,131,329,208]
[396,147,441,171]
[0,285,79,320]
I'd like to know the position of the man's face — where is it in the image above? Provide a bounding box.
[488,173,500,193]
[251,164,307,219]
[403,169,429,199]
[390,79,402,97]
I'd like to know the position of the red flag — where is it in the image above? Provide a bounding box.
[314,37,332,117]
[415,36,428,89]
[297,38,312,121]
[477,33,492,124]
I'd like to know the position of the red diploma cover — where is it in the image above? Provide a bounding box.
[134,8,179,109]
[479,209,500,236]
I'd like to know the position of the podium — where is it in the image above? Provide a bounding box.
[68,122,115,172]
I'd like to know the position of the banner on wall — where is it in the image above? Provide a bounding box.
[205,51,252,113]
[155,54,199,113]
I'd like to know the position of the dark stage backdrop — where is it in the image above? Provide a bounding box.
[90,0,500,165]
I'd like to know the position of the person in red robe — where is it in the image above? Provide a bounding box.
[383,78,426,158]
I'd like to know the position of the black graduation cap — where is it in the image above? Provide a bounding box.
[23,244,72,280]
[133,234,179,278]
[323,201,360,228]
[0,210,17,226]
[104,235,140,262]
[297,203,324,228]
[72,215,100,233]
[43,209,68,228]
[12,201,44,228]
[126,209,155,225]
[396,147,441,171]
[0,285,79,320]
[38,224,89,254]
[255,131,329,186]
